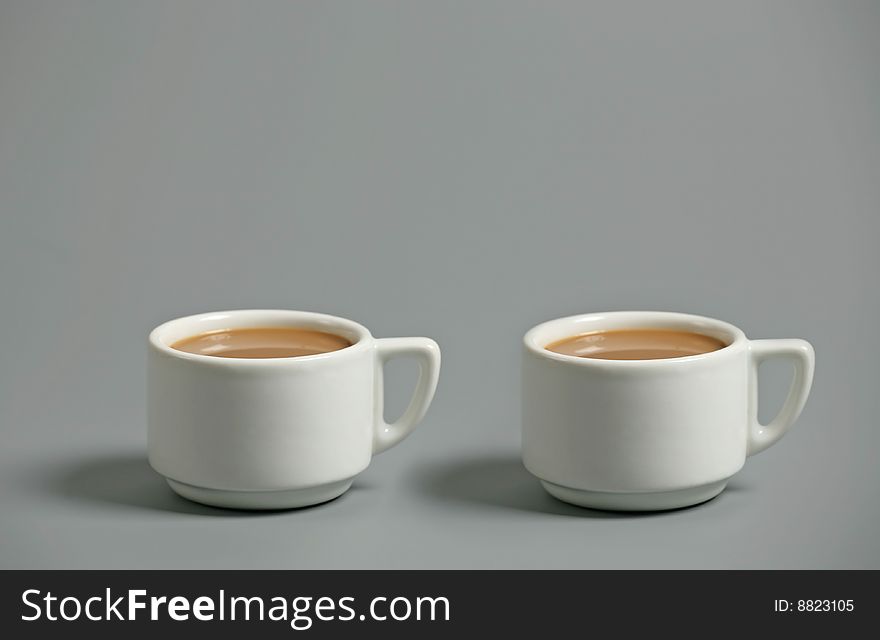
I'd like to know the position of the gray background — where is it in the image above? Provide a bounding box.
[1,0,878,569]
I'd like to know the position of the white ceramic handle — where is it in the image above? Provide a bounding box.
[373,337,441,454]
[747,339,815,456]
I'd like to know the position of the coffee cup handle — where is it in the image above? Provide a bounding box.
[747,339,815,456]
[372,337,441,454]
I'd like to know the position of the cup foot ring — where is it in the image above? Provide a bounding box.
[166,478,353,510]
[540,479,728,512]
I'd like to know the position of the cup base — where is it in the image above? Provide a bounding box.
[540,479,728,512]
[166,478,353,510]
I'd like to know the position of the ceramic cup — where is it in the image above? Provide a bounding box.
[148,310,440,509]
[522,311,814,511]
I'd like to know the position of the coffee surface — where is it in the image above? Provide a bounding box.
[546,328,726,360]
[171,327,352,359]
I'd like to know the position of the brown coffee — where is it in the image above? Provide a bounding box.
[545,328,726,360]
[171,327,352,359]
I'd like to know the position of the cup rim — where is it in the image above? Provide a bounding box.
[523,311,748,366]
[149,309,373,365]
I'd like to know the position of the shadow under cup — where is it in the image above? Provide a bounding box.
[521,311,814,511]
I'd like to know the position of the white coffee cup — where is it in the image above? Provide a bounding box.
[522,311,814,511]
[148,310,440,509]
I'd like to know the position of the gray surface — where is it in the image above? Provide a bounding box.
[1,0,878,569]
